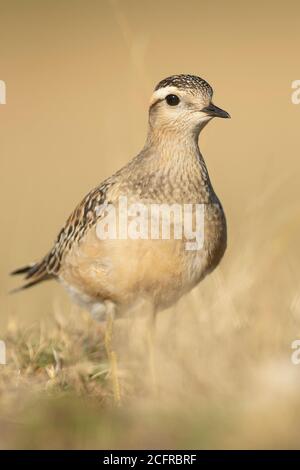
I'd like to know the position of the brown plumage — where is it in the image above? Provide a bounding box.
[12,74,230,319]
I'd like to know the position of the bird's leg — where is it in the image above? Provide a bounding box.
[90,302,108,338]
[146,307,158,395]
[104,302,121,406]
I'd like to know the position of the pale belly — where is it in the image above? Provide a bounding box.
[59,203,227,315]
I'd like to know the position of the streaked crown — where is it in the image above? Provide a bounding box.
[155,74,213,98]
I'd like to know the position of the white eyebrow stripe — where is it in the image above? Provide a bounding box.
[149,86,180,105]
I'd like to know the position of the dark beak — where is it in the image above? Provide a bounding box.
[202,102,230,119]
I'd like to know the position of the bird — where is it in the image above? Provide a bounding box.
[11,74,230,321]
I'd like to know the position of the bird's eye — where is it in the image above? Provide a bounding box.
[165,94,180,106]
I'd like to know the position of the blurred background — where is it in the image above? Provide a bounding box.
[1,0,300,449]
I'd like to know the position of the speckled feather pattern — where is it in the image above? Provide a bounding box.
[155,74,213,98]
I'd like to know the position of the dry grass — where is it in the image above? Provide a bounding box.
[1,190,300,449]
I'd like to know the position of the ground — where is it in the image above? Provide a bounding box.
[2,221,300,449]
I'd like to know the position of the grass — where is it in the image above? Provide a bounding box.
[2,173,300,449]
[2,242,300,449]
[1,311,110,403]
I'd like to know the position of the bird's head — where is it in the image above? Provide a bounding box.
[149,74,230,137]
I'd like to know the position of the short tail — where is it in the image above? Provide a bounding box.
[10,259,53,292]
